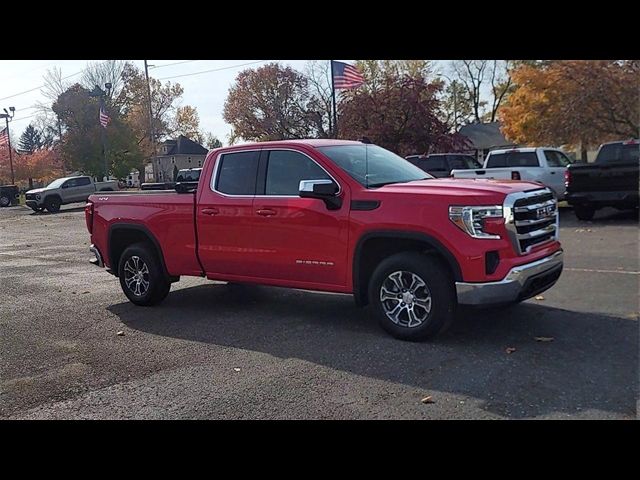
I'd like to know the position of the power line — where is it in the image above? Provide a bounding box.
[149,60,198,70]
[0,60,113,102]
[156,61,267,80]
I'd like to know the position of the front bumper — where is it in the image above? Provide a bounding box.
[456,250,563,305]
[89,244,104,268]
[25,200,42,209]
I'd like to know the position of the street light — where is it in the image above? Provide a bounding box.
[0,106,16,184]
[88,83,112,180]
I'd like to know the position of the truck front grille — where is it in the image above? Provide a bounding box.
[505,189,558,255]
[25,193,36,201]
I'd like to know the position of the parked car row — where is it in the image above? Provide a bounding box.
[408,139,639,220]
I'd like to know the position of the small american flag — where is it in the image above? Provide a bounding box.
[0,127,9,147]
[99,105,111,128]
[332,61,365,89]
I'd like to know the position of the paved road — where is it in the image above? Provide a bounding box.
[0,204,637,419]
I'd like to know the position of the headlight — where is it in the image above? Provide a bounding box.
[449,205,503,239]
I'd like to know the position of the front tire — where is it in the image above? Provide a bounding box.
[0,195,10,207]
[574,205,595,221]
[369,252,456,341]
[45,196,61,213]
[118,243,170,306]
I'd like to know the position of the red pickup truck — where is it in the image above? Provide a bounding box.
[85,139,563,340]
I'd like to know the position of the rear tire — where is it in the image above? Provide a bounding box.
[574,205,595,221]
[368,252,456,341]
[45,196,61,213]
[118,243,170,306]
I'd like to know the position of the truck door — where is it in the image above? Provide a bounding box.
[196,149,261,277]
[250,148,349,288]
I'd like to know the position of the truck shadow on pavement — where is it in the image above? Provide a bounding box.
[109,282,638,419]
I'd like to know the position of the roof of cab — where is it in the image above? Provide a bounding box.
[221,139,365,149]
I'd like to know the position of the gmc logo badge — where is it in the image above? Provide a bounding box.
[536,205,555,219]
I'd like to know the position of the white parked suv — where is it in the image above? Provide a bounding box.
[25,176,118,213]
[451,147,574,199]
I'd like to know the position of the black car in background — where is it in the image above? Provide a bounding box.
[141,168,202,191]
[0,185,19,207]
[406,153,481,177]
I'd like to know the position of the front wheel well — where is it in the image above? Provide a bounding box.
[353,234,460,307]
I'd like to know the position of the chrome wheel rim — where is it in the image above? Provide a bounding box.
[123,255,150,296]
[380,271,432,328]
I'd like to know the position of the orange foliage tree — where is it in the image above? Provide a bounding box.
[499,60,639,158]
[0,146,63,187]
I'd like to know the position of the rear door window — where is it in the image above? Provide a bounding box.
[423,157,447,171]
[77,177,91,186]
[215,151,260,195]
[448,155,480,169]
[544,151,572,167]
[486,152,539,168]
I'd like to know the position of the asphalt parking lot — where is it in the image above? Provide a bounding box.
[0,204,637,419]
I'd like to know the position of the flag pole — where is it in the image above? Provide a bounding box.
[330,60,338,138]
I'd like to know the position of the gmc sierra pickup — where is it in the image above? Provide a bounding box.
[86,139,564,340]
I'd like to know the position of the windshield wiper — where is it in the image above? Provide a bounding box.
[367,178,430,188]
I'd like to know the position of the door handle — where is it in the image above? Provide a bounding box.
[550,171,556,174]
[256,208,276,216]
[201,208,219,216]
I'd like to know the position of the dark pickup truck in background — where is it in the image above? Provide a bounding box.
[141,168,202,191]
[565,139,639,220]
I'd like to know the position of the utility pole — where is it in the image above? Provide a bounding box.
[89,83,112,181]
[57,116,66,176]
[144,60,156,183]
[0,107,16,184]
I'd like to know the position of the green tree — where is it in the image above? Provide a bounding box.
[203,132,223,149]
[18,124,44,153]
[52,84,142,179]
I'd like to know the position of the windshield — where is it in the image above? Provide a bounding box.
[46,178,68,188]
[317,144,431,188]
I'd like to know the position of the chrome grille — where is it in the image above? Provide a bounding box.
[504,189,558,255]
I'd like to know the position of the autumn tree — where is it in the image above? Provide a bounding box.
[224,63,316,142]
[339,61,468,156]
[499,60,640,159]
[171,105,202,143]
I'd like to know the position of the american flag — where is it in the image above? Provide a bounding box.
[0,127,9,147]
[99,105,111,128]
[332,61,365,89]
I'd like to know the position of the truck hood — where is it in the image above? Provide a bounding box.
[375,178,546,200]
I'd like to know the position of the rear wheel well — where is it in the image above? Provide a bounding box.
[109,227,173,280]
[354,235,458,307]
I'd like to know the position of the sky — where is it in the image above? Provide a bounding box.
[0,59,450,146]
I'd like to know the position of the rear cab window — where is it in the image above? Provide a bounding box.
[486,151,539,168]
[596,142,640,163]
[214,151,260,195]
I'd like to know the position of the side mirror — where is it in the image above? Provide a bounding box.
[299,179,341,210]
[175,182,196,194]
